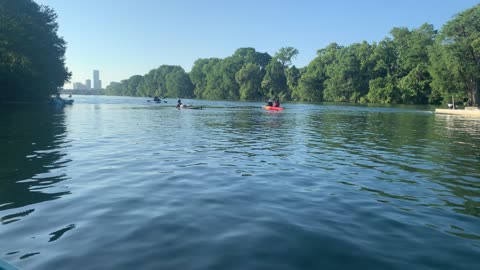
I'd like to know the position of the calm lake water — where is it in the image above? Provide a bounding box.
[1,95,479,269]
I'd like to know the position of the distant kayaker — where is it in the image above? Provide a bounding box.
[176,99,182,108]
[273,99,280,107]
[267,98,273,106]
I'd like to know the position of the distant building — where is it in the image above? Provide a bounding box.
[85,79,91,90]
[93,70,100,89]
[73,82,85,90]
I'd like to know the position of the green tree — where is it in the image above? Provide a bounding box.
[324,44,369,103]
[126,75,143,96]
[203,60,225,100]
[233,47,272,69]
[192,58,221,99]
[367,38,400,103]
[219,56,242,100]
[0,0,71,101]
[430,4,480,106]
[428,40,459,104]
[235,63,263,100]
[368,76,397,103]
[354,41,377,103]
[195,56,243,100]
[262,59,287,98]
[105,80,127,96]
[137,69,160,97]
[190,58,211,98]
[285,65,301,99]
[232,48,271,100]
[295,73,323,102]
[166,68,194,98]
[295,43,340,101]
[156,65,183,97]
[391,24,436,104]
[274,47,299,68]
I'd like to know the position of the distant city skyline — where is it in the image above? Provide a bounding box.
[72,70,102,90]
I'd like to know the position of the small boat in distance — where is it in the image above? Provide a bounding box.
[263,105,284,111]
[49,94,74,106]
[178,105,204,110]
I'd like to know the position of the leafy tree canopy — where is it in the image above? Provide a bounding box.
[0,0,71,101]
[107,4,480,106]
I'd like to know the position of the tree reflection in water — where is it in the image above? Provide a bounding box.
[0,104,71,224]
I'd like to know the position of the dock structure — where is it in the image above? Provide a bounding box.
[435,107,480,116]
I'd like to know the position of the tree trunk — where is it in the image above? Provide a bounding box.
[473,86,479,106]
[466,79,478,106]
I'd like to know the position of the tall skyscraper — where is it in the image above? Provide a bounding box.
[93,70,100,89]
[85,79,91,90]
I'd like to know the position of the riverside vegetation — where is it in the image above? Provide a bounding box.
[0,0,71,102]
[1,1,479,106]
[105,4,480,107]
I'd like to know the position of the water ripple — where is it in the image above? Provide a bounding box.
[0,99,479,270]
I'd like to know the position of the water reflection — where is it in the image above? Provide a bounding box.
[431,115,480,222]
[302,108,480,239]
[201,108,296,154]
[1,98,479,269]
[48,224,76,242]
[0,104,71,223]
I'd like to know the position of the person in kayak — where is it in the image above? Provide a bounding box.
[153,96,160,102]
[273,99,280,107]
[266,98,273,106]
[176,99,182,108]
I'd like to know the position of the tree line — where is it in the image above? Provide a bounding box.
[106,4,480,106]
[1,1,478,106]
[0,0,71,101]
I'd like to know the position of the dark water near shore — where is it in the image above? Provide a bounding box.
[1,95,479,269]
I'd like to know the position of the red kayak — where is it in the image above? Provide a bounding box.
[263,106,284,111]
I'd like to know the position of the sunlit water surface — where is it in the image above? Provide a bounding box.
[1,96,479,269]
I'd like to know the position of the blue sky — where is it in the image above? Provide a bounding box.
[34,0,479,88]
